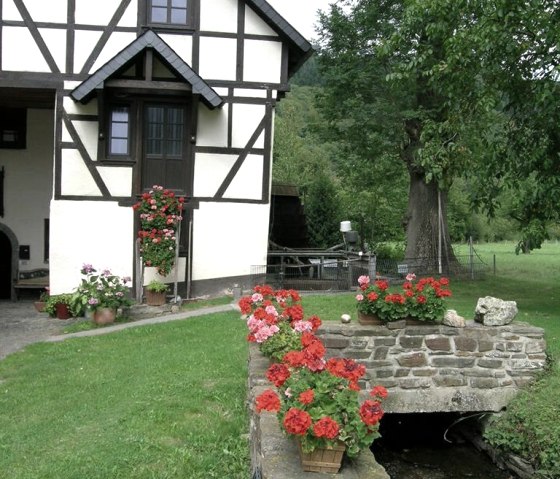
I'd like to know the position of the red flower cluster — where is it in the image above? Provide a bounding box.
[283,332,326,371]
[326,357,366,390]
[298,389,314,405]
[283,408,312,435]
[313,417,340,439]
[256,389,281,413]
[266,363,290,387]
[359,399,384,426]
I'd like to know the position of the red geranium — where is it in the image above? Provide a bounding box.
[298,389,314,405]
[313,417,340,439]
[256,389,281,413]
[370,385,388,399]
[283,408,312,435]
[360,400,384,426]
[266,363,290,387]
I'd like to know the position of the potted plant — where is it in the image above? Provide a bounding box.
[44,293,74,320]
[355,273,452,324]
[145,279,168,306]
[239,285,321,361]
[132,185,185,276]
[73,264,132,325]
[34,287,49,313]
[255,331,387,473]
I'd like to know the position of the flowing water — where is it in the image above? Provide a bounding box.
[372,413,513,479]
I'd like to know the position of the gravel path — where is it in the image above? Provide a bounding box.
[0,301,238,361]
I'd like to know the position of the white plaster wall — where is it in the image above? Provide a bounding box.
[243,40,282,83]
[39,28,67,73]
[197,105,228,147]
[75,0,122,26]
[0,109,53,270]
[60,149,102,196]
[234,88,268,98]
[71,120,98,160]
[63,93,98,116]
[160,34,193,66]
[245,7,277,36]
[49,201,134,294]
[232,103,265,148]
[2,26,49,72]
[74,30,103,74]
[191,202,270,281]
[193,153,237,197]
[97,167,133,197]
[1,0,23,21]
[23,0,67,23]
[200,0,238,33]
[90,32,137,72]
[198,37,237,81]
[223,154,263,200]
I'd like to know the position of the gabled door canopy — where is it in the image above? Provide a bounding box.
[71,30,223,109]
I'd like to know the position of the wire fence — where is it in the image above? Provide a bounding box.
[251,251,489,292]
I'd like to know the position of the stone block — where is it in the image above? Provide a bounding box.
[434,376,467,387]
[506,342,524,352]
[499,379,513,386]
[395,368,410,377]
[425,336,451,351]
[431,357,476,368]
[511,353,526,359]
[374,347,389,360]
[474,296,518,326]
[350,338,369,349]
[454,337,477,352]
[375,369,394,379]
[399,336,424,349]
[399,377,432,389]
[344,350,372,360]
[463,369,496,378]
[527,353,547,360]
[439,368,462,376]
[321,336,351,349]
[374,337,397,346]
[525,340,546,354]
[478,359,503,369]
[506,369,541,377]
[364,360,393,368]
[470,377,500,389]
[478,340,494,352]
[386,320,406,330]
[513,377,535,388]
[375,379,398,389]
[405,326,440,335]
[412,368,437,377]
[509,359,543,369]
[485,351,511,359]
[397,352,427,368]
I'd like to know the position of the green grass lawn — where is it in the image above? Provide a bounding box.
[0,312,248,479]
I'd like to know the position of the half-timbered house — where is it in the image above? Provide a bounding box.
[0,0,312,299]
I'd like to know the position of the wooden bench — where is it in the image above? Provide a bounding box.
[13,269,49,300]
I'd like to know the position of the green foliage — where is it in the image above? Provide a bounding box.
[0,312,249,478]
[44,293,74,317]
[259,321,302,362]
[145,279,168,293]
[373,242,405,261]
[304,174,342,248]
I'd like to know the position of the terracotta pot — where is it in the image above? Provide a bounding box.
[357,311,384,325]
[34,301,46,313]
[55,303,71,320]
[298,439,345,473]
[93,307,116,325]
[146,289,166,306]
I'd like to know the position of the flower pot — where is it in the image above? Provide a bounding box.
[55,303,71,320]
[34,301,46,313]
[298,440,346,473]
[357,311,384,325]
[146,289,166,306]
[93,307,117,325]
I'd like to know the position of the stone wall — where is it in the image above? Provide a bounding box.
[316,320,546,413]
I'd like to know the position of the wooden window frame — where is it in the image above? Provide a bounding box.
[146,0,197,30]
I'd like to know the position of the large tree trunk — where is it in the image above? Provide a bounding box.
[403,170,458,275]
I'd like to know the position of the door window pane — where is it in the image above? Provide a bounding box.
[150,0,189,25]
[109,106,129,156]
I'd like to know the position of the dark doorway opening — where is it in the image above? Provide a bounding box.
[0,231,12,299]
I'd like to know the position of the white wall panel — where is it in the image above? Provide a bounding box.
[61,149,101,196]
[245,7,277,36]
[193,153,236,197]
[98,167,132,197]
[231,103,265,148]
[74,30,103,73]
[223,154,263,200]
[63,95,98,116]
[234,88,267,98]
[2,27,50,72]
[90,32,136,72]
[117,0,137,27]
[1,0,23,21]
[39,28,67,73]
[159,34,193,65]
[49,201,134,294]
[197,105,228,147]
[75,0,118,26]
[72,121,98,160]
[25,0,67,23]
[200,0,238,33]
[192,202,270,281]
[198,37,237,80]
[0,109,53,270]
[243,40,282,83]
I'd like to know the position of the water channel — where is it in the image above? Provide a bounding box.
[372,413,513,479]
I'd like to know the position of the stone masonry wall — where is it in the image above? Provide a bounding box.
[316,320,546,413]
